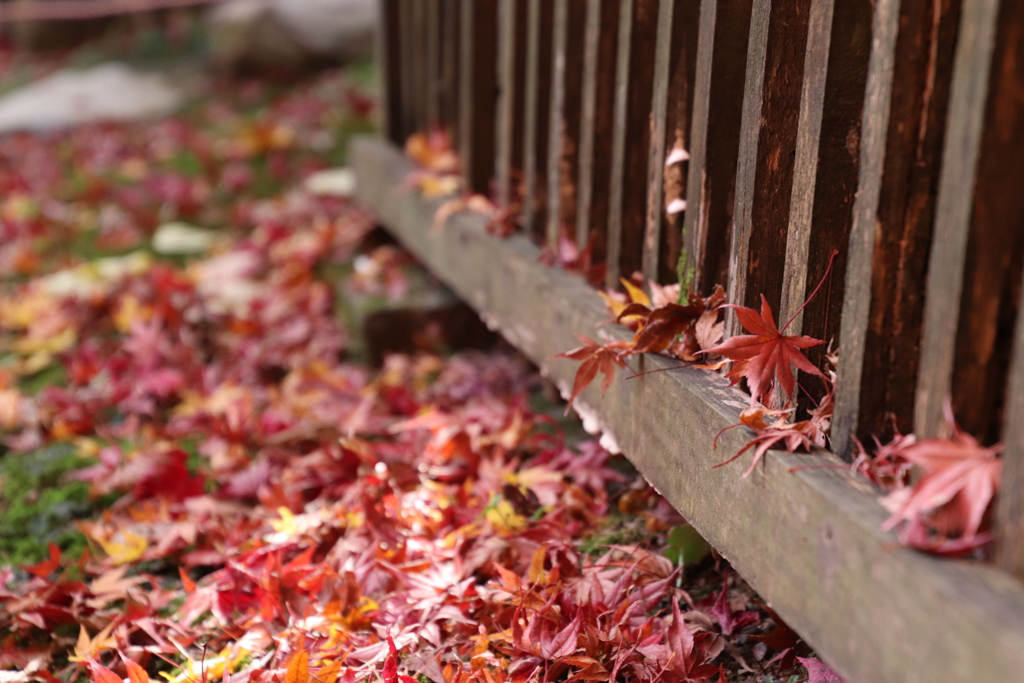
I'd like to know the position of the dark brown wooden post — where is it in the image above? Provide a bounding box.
[679,0,754,296]
[575,0,620,261]
[641,0,675,284]
[459,0,500,195]
[521,0,555,239]
[378,0,403,144]
[727,0,812,340]
[657,0,701,285]
[605,0,659,289]
[546,0,588,247]
[439,0,462,140]
[829,0,961,456]
[913,0,1001,440]
[496,0,520,208]
[425,0,441,129]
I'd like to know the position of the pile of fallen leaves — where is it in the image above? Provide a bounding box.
[404,130,1002,558]
[0,61,844,683]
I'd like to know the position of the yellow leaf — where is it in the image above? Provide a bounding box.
[620,278,651,307]
[94,530,148,565]
[485,499,526,535]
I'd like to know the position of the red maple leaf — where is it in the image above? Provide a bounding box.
[708,295,823,407]
[880,404,1002,554]
[553,336,631,411]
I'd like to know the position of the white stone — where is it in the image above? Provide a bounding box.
[152,222,215,255]
[304,167,357,197]
[207,0,376,72]
[0,63,183,135]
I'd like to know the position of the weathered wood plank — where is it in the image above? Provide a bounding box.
[641,0,675,283]
[605,0,658,289]
[496,0,518,208]
[440,0,462,139]
[914,0,1000,438]
[946,1,1024,446]
[426,0,441,129]
[459,0,500,195]
[680,0,754,295]
[575,0,620,259]
[1001,271,1024,577]
[729,0,811,341]
[521,0,555,239]
[778,0,834,332]
[545,0,588,247]
[659,0,701,284]
[352,135,1024,683]
[829,0,961,456]
[377,0,403,143]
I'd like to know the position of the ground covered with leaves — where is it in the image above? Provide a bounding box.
[0,51,836,683]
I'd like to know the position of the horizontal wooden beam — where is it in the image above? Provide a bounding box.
[350,136,1024,683]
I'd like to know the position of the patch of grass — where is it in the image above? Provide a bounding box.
[0,443,108,565]
[577,512,651,557]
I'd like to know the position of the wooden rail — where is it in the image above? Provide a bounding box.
[365,0,1024,680]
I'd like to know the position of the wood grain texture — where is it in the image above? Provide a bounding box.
[606,0,659,289]
[948,1,1024,445]
[659,0,701,284]
[521,0,555,239]
[546,0,587,246]
[680,0,754,296]
[496,0,521,208]
[377,0,402,143]
[914,0,1000,438]
[729,0,811,341]
[779,0,834,332]
[352,135,1024,683]
[575,0,620,260]
[426,0,441,129]
[1001,267,1024,578]
[440,0,462,139]
[458,0,500,195]
[829,0,962,457]
[641,0,675,283]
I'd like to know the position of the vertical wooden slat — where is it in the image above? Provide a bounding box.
[1001,280,1024,577]
[605,0,659,289]
[779,0,834,332]
[440,0,462,140]
[946,2,1024,445]
[679,0,754,295]
[546,0,588,247]
[409,0,425,133]
[459,0,500,195]
[913,0,1000,439]
[641,0,675,283]
[426,0,441,129]
[575,0,620,260]
[397,0,417,141]
[728,0,812,342]
[546,0,571,247]
[378,0,403,144]
[496,0,518,208]
[826,0,961,456]
[521,0,555,239]
[659,0,701,284]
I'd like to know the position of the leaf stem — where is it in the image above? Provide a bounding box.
[781,249,839,333]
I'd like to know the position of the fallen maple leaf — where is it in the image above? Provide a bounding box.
[552,336,631,412]
[708,295,823,408]
[880,404,1002,554]
[797,656,845,683]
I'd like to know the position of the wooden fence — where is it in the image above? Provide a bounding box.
[356,1,1024,681]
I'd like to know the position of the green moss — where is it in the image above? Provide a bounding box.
[0,443,105,566]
